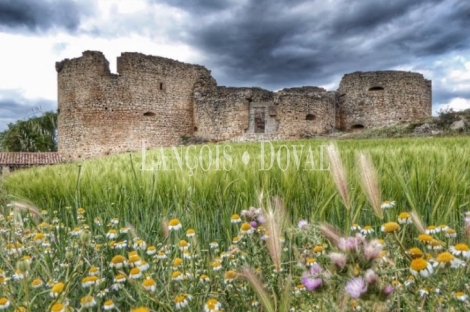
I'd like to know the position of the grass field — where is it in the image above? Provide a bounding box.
[1,136,470,311]
[3,137,470,242]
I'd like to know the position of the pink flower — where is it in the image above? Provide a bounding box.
[338,236,359,252]
[301,277,322,290]
[298,220,309,229]
[364,269,378,284]
[309,263,322,276]
[383,285,394,296]
[355,233,366,243]
[301,262,323,290]
[241,207,266,223]
[364,240,383,261]
[329,252,347,269]
[253,208,263,215]
[465,216,470,228]
[240,209,252,218]
[250,221,258,228]
[256,215,266,224]
[345,277,367,298]
[241,207,262,218]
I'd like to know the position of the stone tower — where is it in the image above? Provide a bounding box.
[336,71,432,130]
[56,51,211,160]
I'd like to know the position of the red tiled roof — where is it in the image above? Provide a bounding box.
[0,152,64,165]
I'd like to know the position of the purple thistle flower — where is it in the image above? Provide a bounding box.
[345,277,368,298]
[301,262,323,291]
[301,277,322,291]
[364,239,383,261]
[329,252,347,269]
[250,221,258,228]
[383,285,394,296]
[355,233,366,243]
[364,269,378,284]
[257,215,266,224]
[338,236,360,252]
[309,262,322,276]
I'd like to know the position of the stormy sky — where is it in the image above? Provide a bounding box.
[1,0,469,131]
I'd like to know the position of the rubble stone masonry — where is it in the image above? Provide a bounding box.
[337,71,432,130]
[56,51,432,160]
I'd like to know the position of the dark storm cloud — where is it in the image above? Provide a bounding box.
[329,0,424,35]
[158,0,470,91]
[179,0,327,87]
[0,92,56,132]
[0,0,91,32]
[158,0,233,14]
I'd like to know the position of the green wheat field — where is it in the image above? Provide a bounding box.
[1,137,470,311]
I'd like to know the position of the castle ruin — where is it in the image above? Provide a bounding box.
[56,51,432,160]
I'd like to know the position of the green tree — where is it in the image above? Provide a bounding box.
[0,111,57,152]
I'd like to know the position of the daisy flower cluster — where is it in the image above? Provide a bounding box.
[1,198,470,311]
[0,205,290,311]
[346,204,470,310]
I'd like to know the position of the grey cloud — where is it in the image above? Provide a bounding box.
[0,0,92,33]
[153,0,469,91]
[329,1,427,35]
[157,0,234,15]
[433,89,470,106]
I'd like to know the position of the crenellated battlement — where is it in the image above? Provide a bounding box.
[56,50,110,76]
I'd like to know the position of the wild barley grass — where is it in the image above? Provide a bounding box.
[326,144,350,211]
[3,137,470,240]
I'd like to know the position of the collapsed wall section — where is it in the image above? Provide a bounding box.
[193,78,273,141]
[274,87,336,137]
[56,51,211,160]
[337,71,432,130]
[193,85,336,141]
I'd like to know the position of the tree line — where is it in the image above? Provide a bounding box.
[0,111,57,152]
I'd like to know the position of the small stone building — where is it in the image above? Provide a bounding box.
[0,152,63,175]
[56,51,432,160]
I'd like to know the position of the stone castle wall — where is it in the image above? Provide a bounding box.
[337,71,431,130]
[194,84,337,141]
[193,82,274,141]
[56,51,210,160]
[274,87,337,138]
[56,51,432,160]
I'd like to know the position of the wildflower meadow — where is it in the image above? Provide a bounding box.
[1,137,470,311]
